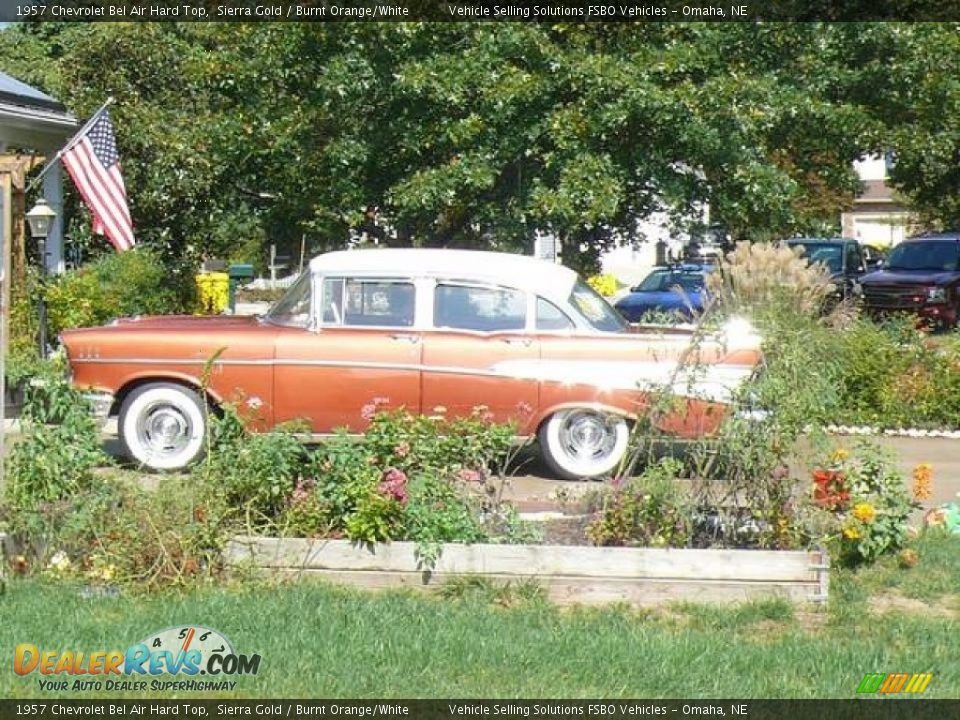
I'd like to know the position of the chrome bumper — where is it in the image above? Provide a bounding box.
[82,391,114,426]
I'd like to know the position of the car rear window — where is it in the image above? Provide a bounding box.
[434,283,526,332]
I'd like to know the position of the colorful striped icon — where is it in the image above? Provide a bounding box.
[857,672,933,694]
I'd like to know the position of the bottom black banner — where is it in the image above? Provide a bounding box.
[1,700,957,720]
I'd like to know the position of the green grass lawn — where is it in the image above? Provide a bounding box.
[3,534,959,699]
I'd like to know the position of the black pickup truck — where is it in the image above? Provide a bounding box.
[860,233,960,331]
[786,237,869,301]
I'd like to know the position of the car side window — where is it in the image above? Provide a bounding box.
[434,283,526,332]
[536,297,574,331]
[321,278,344,324]
[322,278,415,327]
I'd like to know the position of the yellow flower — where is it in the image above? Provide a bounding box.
[852,502,877,524]
[843,526,861,540]
[912,463,933,501]
[48,551,72,573]
[831,447,850,463]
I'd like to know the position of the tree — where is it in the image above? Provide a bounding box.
[2,22,946,276]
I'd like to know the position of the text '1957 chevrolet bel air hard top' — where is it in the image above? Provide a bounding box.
[61,248,762,480]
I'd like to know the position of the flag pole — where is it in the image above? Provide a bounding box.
[25,96,115,195]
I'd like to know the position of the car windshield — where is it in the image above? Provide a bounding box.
[885,240,960,272]
[264,272,312,328]
[790,243,843,273]
[636,268,706,293]
[569,279,627,333]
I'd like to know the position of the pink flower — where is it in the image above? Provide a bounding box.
[610,476,624,490]
[361,396,391,421]
[472,405,495,423]
[394,441,410,458]
[515,401,534,418]
[457,468,484,484]
[291,478,316,505]
[378,467,409,504]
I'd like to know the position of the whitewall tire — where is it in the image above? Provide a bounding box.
[538,409,630,481]
[119,383,207,471]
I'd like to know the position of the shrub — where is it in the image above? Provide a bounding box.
[195,272,229,314]
[200,408,311,524]
[829,319,960,430]
[43,249,187,337]
[3,374,108,517]
[587,273,619,298]
[586,459,692,547]
[194,405,526,562]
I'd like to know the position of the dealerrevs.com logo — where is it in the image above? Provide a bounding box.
[14,625,261,693]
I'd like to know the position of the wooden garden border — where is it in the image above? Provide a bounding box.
[227,535,829,606]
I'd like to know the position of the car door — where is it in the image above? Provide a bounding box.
[421,281,539,425]
[273,276,421,432]
[842,243,866,299]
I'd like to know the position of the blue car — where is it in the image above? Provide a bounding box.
[614,264,713,322]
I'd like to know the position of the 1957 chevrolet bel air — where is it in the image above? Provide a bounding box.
[61,249,762,480]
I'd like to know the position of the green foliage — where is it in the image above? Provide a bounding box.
[3,375,108,517]
[201,409,310,523]
[586,459,691,547]
[362,406,517,478]
[830,321,960,430]
[403,472,489,566]
[7,23,949,270]
[43,249,187,336]
[192,406,525,566]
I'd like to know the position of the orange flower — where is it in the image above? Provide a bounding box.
[912,463,933,501]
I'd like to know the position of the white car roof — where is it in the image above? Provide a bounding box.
[309,248,580,301]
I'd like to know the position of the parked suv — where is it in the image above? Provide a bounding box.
[860,233,960,330]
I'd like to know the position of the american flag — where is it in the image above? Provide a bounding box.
[61,110,135,251]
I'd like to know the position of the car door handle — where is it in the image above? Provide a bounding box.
[500,337,532,347]
[389,333,420,344]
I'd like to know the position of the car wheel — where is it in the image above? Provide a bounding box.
[538,409,630,481]
[119,383,207,471]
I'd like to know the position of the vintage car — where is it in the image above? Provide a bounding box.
[61,249,762,480]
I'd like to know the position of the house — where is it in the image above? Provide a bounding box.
[840,155,919,248]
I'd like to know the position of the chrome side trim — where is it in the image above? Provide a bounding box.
[70,357,756,403]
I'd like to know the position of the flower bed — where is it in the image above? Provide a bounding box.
[226,535,830,606]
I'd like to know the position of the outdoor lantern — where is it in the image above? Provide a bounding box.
[26,198,57,355]
[26,198,56,243]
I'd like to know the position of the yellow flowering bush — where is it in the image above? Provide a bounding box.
[195,272,229,314]
[586,273,619,298]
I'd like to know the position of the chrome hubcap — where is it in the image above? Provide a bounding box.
[137,403,192,457]
[559,411,617,462]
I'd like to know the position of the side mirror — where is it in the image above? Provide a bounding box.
[630,285,640,293]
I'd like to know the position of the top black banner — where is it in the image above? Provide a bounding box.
[2,0,960,22]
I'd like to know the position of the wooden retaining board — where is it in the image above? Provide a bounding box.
[227,536,829,606]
